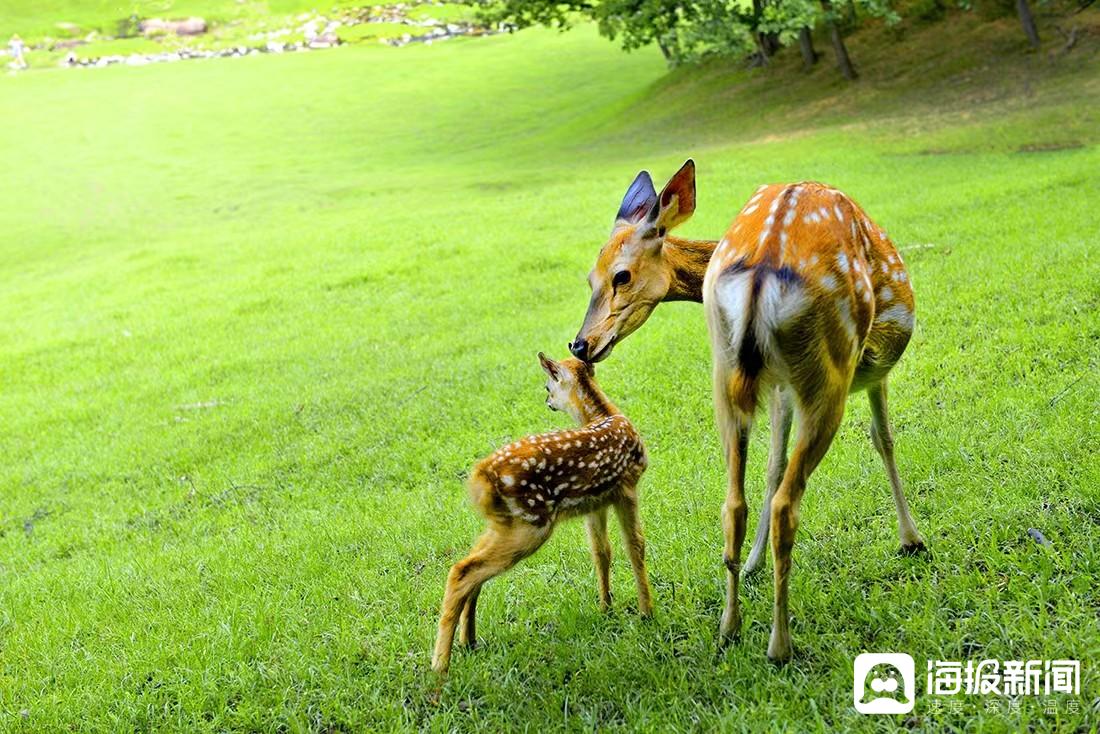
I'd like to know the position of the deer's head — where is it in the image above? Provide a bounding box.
[569,160,696,363]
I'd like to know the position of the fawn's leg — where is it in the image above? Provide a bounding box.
[744,386,793,577]
[432,524,549,674]
[613,487,653,617]
[867,380,926,553]
[585,508,613,612]
[768,389,845,662]
[457,532,493,649]
[458,587,481,649]
[715,366,752,646]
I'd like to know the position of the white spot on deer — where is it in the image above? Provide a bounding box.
[819,206,830,220]
[880,286,894,301]
[837,252,850,273]
[819,273,839,291]
[743,203,759,216]
[876,304,915,331]
[836,297,857,341]
[834,204,845,222]
[501,475,515,487]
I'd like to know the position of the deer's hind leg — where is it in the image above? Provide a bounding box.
[613,486,653,617]
[743,386,793,577]
[585,508,613,612]
[714,362,753,647]
[432,523,550,674]
[768,382,846,662]
[457,531,494,649]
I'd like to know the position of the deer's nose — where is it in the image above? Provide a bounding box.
[569,339,589,361]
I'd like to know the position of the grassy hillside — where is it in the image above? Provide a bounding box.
[1,11,1098,732]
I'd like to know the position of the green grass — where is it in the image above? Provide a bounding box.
[1,11,1099,732]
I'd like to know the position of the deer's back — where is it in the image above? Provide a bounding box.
[470,415,646,526]
[705,182,915,392]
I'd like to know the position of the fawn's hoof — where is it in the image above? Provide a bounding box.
[899,540,928,556]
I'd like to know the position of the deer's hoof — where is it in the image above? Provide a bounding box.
[899,541,928,556]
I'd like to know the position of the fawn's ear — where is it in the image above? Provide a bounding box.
[616,170,658,225]
[538,352,561,379]
[652,159,696,233]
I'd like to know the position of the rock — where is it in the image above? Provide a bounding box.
[140,17,207,36]
[308,32,340,48]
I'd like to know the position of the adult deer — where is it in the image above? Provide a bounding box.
[569,160,925,661]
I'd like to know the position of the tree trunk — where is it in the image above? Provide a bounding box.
[798,27,819,70]
[819,0,857,80]
[1016,0,1040,48]
[751,0,778,61]
[657,36,673,64]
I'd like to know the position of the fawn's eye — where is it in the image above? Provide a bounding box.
[612,270,631,288]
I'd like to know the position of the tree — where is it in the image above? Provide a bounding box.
[798,26,820,69]
[1015,0,1041,47]
[819,0,857,79]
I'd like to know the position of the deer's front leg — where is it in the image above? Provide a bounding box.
[614,488,653,617]
[585,508,612,612]
[867,380,926,553]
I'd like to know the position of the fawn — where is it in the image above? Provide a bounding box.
[570,161,924,661]
[431,352,653,674]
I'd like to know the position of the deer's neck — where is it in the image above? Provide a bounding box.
[663,235,719,303]
[571,372,620,424]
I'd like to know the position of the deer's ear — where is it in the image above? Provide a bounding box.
[538,352,560,378]
[616,170,658,224]
[653,159,696,232]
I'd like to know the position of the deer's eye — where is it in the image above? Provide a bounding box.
[612,270,631,288]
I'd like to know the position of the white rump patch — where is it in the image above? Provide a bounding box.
[713,270,753,360]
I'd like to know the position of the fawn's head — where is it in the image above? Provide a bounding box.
[538,352,611,423]
[569,159,696,363]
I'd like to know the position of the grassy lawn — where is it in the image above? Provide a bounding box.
[1,11,1098,732]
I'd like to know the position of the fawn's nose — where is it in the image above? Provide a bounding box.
[569,339,589,361]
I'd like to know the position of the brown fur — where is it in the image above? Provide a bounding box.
[431,357,653,674]
[575,163,927,665]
